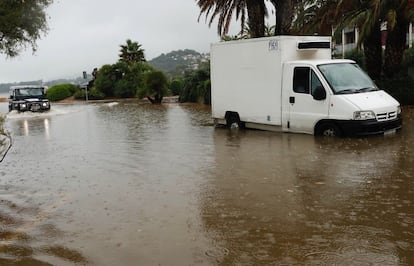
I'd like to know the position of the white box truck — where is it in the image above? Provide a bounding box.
[210,36,402,137]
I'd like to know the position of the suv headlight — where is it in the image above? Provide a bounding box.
[397,106,402,115]
[20,103,27,109]
[354,111,376,120]
[42,102,49,107]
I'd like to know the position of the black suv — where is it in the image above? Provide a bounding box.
[9,85,51,112]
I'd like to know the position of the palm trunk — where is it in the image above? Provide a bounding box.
[272,0,293,35]
[246,0,266,37]
[363,21,382,79]
[384,18,408,78]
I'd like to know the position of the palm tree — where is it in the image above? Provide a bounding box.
[196,0,267,38]
[295,0,414,78]
[119,39,146,64]
[269,0,297,35]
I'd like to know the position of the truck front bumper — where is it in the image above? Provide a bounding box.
[337,116,402,137]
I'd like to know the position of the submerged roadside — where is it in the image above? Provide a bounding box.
[0,115,11,162]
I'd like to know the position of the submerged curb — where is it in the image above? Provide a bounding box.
[0,134,11,162]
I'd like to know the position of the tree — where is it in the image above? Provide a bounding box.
[294,0,414,79]
[94,61,152,98]
[119,39,146,64]
[139,71,168,104]
[196,0,267,37]
[269,0,297,35]
[0,0,53,57]
[179,68,211,104]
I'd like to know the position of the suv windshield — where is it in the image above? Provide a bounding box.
[15,88,44,97]
[318,63,378,94]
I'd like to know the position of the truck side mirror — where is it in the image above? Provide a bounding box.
[313,86,326,100]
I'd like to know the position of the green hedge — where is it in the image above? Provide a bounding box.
[46,83,77,101]
[74,88,105,100]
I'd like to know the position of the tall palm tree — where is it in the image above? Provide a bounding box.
[269,0,297,35]
[119,39,146,64]
[196,0,267,38]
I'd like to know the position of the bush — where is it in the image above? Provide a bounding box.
[46,83,77,101]
[74,88,105,100]
[179,69,210,104]
[169,78,184,96]
[376,77,414,105]
[344,49,366,70]
[403,47,414,67]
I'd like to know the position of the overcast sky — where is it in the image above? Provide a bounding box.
[0,0,244,83]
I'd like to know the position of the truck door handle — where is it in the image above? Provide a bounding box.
[289,97,295,104]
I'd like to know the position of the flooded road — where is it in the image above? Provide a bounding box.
[0,101,413,265]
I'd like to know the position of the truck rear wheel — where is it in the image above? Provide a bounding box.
[225,112,243,129]
[316,123,342,137]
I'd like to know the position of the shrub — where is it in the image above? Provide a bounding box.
[74,88,105,100]
[169,78,184,96]
[376,77,414,105]
[179,69,210,104]
[344,49,366,70]
[46,83,77,101]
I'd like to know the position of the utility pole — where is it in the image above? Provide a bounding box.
[83,71,89,101]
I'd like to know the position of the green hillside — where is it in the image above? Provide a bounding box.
[148,49,209,77]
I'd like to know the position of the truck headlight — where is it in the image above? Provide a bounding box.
[42,102,48,107]
[20,103,27,109]
[354,111,376,120]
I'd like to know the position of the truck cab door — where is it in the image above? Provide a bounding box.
[282,64,330,134]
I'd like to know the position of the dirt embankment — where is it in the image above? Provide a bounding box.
[0,97,7,103]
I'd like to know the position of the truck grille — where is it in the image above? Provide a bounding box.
[30,103,41,111]
[376,111,397,121]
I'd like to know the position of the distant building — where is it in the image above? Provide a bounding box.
[333,22,414,57]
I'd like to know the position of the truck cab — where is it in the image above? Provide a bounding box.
[9,85,51,112]
[282,60,402,136]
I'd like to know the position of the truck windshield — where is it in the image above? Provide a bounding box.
[318,63,378,94]
[16,88,44,97]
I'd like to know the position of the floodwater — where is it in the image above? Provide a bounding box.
[0,100,413,265]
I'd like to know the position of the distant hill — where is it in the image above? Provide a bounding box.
[0,49,209,90]
[148,49,209,77]
[0,76,93,93]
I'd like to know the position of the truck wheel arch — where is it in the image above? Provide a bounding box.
[225,111,244,129]
[315,120,343,137]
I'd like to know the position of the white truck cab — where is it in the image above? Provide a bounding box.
[210,36,402,137]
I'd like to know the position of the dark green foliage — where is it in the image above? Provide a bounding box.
[179,68,211,104]
[344,49,366,71]
[94,62,152,98]
[403,47,414,67]
[0,0,53,57]
[114,79,136,98]
[74,88,105,100]
[169,78,184,96]
[139,71,168,104]
[46,83,76,101]
[119,39,146,64]
[94,64,116,97]
[376,78,414,105]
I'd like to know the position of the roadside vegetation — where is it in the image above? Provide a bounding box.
[1,0,413,106]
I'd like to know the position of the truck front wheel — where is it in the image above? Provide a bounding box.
[316,123,342,137]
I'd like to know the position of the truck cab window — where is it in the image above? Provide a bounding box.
[293,67,310,94]
[311,70,323,95]
[293,67,324,96]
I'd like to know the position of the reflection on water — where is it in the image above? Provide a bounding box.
[202,109,414,265]
[0,102,413,265]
